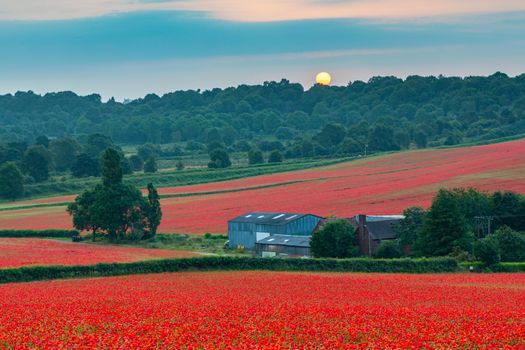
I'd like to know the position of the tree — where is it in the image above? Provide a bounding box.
[310,220,359,258]
[268,150,283,163]
[49,138,80,172]
[67,189,100,241]
[22,145,51,182]
[102,148,123,186]
[208,149,231,169]
[129,155,144,171]
[414,189,473,256]
[474,234,501,266]
[137,143,161,161]
[85,134,114,158]
[71,153,100,178]
[494,226,525,262]
[176,160,185,171]
[394,207,426,250]
[35,135,50,148]
[248,148,264,165]
[144,156,158,173]
[373,241,402,259]
[0,162,24,200]
[368,124,399,152]
[316,123,346,149]
[144,183,162,238]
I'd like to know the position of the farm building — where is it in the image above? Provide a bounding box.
[350,214,405,257]
[256,235,311,257]
[228,212,324,250]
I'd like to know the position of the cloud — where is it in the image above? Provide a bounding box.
[2,0,525,22]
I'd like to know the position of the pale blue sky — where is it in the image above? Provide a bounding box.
[1,2,524,100]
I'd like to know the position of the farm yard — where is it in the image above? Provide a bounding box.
[1,139,525,234]
[0,238,197,268]
[0,271,523,348]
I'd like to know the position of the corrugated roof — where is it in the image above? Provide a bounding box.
[256,235,311,247]
[229,212,322,225]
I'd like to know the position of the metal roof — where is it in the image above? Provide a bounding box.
[256,234,311,248]
[365,220,399,240]
[229,212,322,225]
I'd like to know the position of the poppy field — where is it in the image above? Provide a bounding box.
[0,271,523,348]
[1,139,525,233]
[0,238,197,268]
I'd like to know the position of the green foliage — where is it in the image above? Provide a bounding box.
[22,145,51,182]
[394,206,426,248]
[0,162,24,200]
[208,149,231,169]
[493,226,525,262]
[268,150,283,163]
[311,220,359,258]
[373,241,403,259]
[129,155,144,171]
[492,191,525,231]
[101,148,123,186]
[415,189,472,256]
[316,123,346,148]
[49,138,80,172]
[67,189,100,240]
[71,153,100,178]
[145,183,162,238]
[474,235,501,266]
[0,257,460,284]
[248,148,264,165]
[143,156,158,173]
[0,229,78,238]
[176,160,185,171]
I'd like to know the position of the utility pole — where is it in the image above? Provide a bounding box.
[364,144,368,157]
[474,216,494,237]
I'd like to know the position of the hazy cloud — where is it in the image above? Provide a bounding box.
[2,0,525,21]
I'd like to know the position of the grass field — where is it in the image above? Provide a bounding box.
[1,139,525,233]
[0,271,523,348]
[0,238,198,268]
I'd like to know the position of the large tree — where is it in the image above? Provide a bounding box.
[310,220,359,258]
[145,183,162,238]
[102,148,123,186]
[0,162,24,200]
[414,189,472,256]
[22,145,51,182]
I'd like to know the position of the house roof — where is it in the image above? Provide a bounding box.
[229,212,322,225]
[365,220,399,240]
[256,234,311,248]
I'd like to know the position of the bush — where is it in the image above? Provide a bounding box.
[494,226,525,262]
[311,220,359,258]
[373,241,402,259]
[268,150,283,163]
[474,235,501,266]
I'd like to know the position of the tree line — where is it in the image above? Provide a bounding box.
[2,73,525,156]
[311,188,525,265]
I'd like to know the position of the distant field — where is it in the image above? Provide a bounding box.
[0,238,197,268]
[1,139,525,233]
[0,272,523,348]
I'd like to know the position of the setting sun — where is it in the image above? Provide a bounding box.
[315,71,331,85]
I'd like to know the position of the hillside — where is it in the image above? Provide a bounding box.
[1,139,524,233]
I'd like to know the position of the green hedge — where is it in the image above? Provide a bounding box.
[0,229,78,238]
[492,262,525,272]
[0,257,459,284]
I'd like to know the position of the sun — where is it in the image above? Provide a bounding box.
[315,72,331,86]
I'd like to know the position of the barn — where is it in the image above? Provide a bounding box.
[228,212,324,250]
[256,235,311,257]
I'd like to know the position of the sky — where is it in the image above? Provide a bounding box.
[1,1,524,100]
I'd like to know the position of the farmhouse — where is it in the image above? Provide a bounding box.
[228,212,323,250]
[350,214,404,257]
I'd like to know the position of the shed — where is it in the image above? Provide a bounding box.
[228,212,323,250]
[256,235,311,257]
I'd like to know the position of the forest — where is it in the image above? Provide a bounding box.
[2,72,525,199]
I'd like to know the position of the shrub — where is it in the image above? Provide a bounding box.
[373,241,402,259]
[474,235,501,266]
